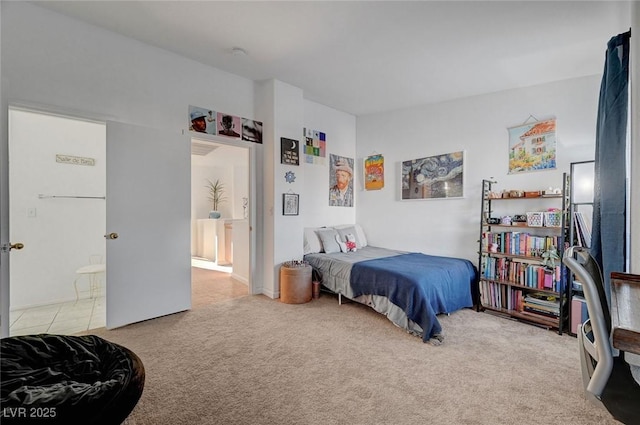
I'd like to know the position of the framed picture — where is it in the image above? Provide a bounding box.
[401,151,464,200]
[283,193,299,216]
[508,118,556,174]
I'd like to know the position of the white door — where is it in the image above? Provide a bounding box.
[106,122,191,329]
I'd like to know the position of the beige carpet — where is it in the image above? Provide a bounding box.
[191,267,248,309]
[88,294,618,425]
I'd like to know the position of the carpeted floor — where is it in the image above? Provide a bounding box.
[87,293,619,425]
[191,267,248,309]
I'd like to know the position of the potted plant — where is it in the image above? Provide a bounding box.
[206,179,227,219]
[541,246,560,271]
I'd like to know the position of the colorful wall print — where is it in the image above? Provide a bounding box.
[303,128,326,165]
[329,154,354,207]
[508,118,556,174]
[281,138,299,165]
[242,118,263,144]
[401,151,464,200]
[364,154,384,190]
[188,106,217,135]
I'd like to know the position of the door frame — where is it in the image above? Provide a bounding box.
[0,103,260,337]
[1,104,110,337]
[189,133,257,295]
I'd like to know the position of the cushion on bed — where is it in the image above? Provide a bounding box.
[335,225,366,249]
[316,228,341,253]
[303,227,323,254]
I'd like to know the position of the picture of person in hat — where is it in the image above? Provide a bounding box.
[190,109,208,133]
[329,155,354,207]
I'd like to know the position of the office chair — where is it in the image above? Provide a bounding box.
[563,246,640,424]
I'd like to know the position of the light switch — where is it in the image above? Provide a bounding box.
[27,207,36,217]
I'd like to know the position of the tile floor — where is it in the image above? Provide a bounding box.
[9,259,244,337]
[10,296,106,337]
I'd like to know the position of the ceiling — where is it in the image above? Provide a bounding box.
[31,1,630,116]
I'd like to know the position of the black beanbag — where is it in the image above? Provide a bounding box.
[1,334,145,425]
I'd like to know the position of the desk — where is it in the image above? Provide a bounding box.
[610,272,640,356]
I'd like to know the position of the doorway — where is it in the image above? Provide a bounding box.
[190,138,250,306]
[8,108,106,336]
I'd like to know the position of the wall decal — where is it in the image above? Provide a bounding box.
[285,171,296,183]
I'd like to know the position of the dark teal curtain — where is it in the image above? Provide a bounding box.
[591,31,630,305]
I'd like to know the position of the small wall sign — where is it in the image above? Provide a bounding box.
[56,154,95,166]
[281,137,299,165]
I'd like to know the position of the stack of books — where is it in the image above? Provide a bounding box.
[522,292,562,319]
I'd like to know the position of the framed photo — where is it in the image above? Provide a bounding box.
[283,193,299,216]
[401,151,464,200]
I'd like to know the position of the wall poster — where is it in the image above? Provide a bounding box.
[329,154,354,207]
[188,105,263,143]
[364,154,384,190]
[303,128,326,165]
[508,118,556,174]
[401,151,464,200]
[281,138,299,165]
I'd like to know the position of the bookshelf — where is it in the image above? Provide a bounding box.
[567,160,595,336]
[477,175,570,334]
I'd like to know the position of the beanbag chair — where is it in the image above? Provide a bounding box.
[1,334,145,425]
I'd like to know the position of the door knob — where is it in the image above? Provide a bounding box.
[104,232,119,239]
[1,242,24,253]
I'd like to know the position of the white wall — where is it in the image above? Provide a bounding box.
[357,76,600,263]
[190,144,249,255]
[9,109,106,308]
[256,80,306,298]
[1,2,260,309]
[1,2,256,133]
[302,101,357,228]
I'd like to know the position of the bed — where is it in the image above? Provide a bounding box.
[303,225,477,344]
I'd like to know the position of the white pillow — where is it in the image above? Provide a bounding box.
[303,227,323,254]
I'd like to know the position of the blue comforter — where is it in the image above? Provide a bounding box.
[350,253,476,342]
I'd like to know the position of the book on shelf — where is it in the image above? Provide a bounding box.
[524,292,560,307]
[570,295,589,334]
[523,305,560,319]
[573,211,592,248]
